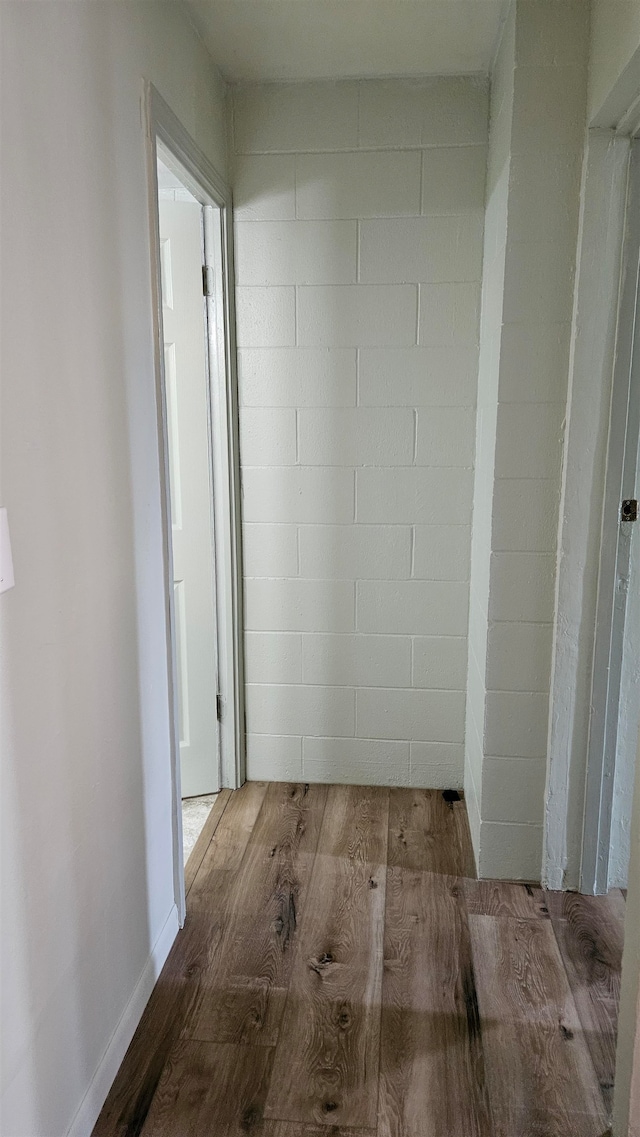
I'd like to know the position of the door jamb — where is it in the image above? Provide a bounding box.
[143,83,245,923]
[581,140,640,894]
[543,128,631,891]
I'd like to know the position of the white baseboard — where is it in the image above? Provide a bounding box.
[66,904,179,1137]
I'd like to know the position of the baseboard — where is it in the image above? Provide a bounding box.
[66,904,180,1137]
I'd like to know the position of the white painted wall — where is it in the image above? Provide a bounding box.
[465,1,517,867]
[544,131,631,891]
[585,12,640,1111]
[610,476,640,887]
[545,3,640,893]
[613,726,640,1136]
[0,5,227,1135]
[589,0,640,124]
[465,0,589,879]
[231,78,488,788]
[187,0,506,82]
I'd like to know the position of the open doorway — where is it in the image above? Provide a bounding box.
[582,139,640,896]
[146,85,245,921]
[156,155,220,861]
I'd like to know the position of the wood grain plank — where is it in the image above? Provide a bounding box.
[184,788,232,896]
[469,915,609,1136]
[453,799,478,878]
[259,1125,376,1136]
[387,788,465,875]
[191,781,268,888]
[183,782,328,1046]
[545,889,625,1111]
[379,868,492,1137]
[464,880,549,919]
[138,1040,274,1136]
[93,781,624,1137]
[91,783,267,1137]
[91,872,235,1137]
[264,785,389,1129]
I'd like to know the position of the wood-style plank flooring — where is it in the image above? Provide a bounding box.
[92,783,624,1137]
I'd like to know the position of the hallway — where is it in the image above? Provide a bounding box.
[93,782,622,1136]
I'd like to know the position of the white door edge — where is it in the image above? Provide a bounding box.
[581,140,640,894]
[143,82,245,925]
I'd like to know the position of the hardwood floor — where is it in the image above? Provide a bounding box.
[92,782,623,1137]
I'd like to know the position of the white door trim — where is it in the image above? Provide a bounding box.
[581,140,640,894]
[543,129,631,891]
[143,83,245,923]
[544,52,640,891]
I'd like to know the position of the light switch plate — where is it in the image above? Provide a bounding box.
[0,508,15,592]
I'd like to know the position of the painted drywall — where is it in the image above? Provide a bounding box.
[589,0,640,123]
[231,78,488,788]
[465,0,589,879]
[0,4,227,1135]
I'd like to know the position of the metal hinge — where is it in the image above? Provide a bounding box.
[202,264,214,298]
[216,692,223,722]
[621,499,638,522]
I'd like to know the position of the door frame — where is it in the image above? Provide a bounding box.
[544,72,640,893]
[581,139,640,895]
[144,83,245,922]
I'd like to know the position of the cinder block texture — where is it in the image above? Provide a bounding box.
[242,524,298,577]
[296,151,421,218]
[299,524,412,580]
[235,220,357,285]
[298,407,415,466]
[244,633,302,684]
[359,216,483,284]
[356,467,473,525]
[235,286,295,346]
[359,346,478,405]
[296,284,418,346]
[463,0,588,879]
[233,155,296,221]
[245,734,303,781]
[232,78,489,788]
[245,683,355,737]
[302,737,411,785]
[238,348,357,407]
[478,820,544,880]
[357,581,469,636]
[239,408,297,465]
[302,633,412,688]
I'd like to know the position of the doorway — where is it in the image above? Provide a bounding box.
[156,157,220,867]
[146,85,245,921]
[582,138,640,895]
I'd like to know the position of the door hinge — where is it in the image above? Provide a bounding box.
[216,692,223,722]
[202,264,214,298]
[621,499,638,522]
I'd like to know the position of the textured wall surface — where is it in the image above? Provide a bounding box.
[589,0,640,123]
[464,0,589,879]
[231,78,488,787]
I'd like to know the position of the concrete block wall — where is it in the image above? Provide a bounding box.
[464,0,589,878]
[231,78,488,787]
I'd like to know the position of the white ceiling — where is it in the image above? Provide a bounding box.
[185,1,507,83]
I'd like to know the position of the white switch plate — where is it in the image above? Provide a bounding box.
[0,508,15,592]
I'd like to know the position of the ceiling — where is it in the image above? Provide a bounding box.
[185,1,508,83]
